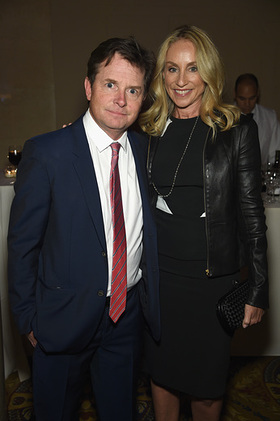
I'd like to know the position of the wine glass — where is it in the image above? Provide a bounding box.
[265,176,276,204]
[8,145,22,168]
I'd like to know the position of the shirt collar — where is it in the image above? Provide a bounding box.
[83,109,128,152]
[251,105,257,114]
[160,117,172,137]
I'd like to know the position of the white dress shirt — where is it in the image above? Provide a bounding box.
[251,103,280,167]
[83,110,143,296]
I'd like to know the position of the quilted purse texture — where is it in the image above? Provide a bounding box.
[216,280,250,336]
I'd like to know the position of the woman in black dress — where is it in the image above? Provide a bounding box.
[139,25,268,421]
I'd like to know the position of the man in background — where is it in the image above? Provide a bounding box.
[8,37,160,421]
[234,73,280,167]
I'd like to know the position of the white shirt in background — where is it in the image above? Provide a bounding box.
[252,103,280,167]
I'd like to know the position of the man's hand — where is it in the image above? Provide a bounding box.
[27,331,37,347]
[242,304,265,328]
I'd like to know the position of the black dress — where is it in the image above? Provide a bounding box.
[144,116,238,399]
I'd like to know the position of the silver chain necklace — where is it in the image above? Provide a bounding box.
[152,115,199,198]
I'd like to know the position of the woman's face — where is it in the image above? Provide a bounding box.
[163,39,205,118]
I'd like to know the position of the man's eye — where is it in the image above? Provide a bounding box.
[106,82,114,88]
[127,88,141,99]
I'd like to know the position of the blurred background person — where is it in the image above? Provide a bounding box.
[139,25,268,421]
[234,73,280,167]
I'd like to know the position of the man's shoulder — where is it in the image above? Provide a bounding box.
[26,115,84,148]
[127,129,149,162]
[255,103,277,119]
[127,128,149,146]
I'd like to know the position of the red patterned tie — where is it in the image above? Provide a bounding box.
[109,142,127,322]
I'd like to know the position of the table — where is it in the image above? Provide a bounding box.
[0,173,30,382]
[1,174,279,368]
[231,200,280,356]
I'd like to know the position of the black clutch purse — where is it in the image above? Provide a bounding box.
[216,279,250,336]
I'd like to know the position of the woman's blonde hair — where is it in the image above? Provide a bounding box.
[139,25,240,137]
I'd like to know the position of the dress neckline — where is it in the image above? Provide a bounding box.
[170,115,200,124]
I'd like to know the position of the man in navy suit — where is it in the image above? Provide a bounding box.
[8,37,160,421]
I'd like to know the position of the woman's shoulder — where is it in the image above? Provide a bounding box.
[219,113,258,138]
[213,113,258,151]
[239,113,255,126]
[234,113,258,136]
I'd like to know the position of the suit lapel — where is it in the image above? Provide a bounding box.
[70,116,107,250]
[69,122,150,251]
[128,131,150,217]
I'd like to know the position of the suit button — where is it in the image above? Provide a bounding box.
[98,290,105,297]
[101,251,106,257]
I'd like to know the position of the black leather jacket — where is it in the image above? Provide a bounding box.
[148,116,268,310]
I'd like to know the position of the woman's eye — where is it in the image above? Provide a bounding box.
[189,66,198,72]
[168,67,177,73]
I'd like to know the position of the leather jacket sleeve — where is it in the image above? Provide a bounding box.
[204,116,268,309]
[234,117,268,309]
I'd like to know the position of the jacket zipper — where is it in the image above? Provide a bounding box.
[203,127,212,277]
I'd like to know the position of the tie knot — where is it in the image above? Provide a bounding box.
[110,142,121,157]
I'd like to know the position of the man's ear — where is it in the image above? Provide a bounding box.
[84,77,92,101]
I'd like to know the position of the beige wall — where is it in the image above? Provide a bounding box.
[0,0,55,169]
[1,0,280,168]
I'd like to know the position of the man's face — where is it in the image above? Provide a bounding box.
[235,81,258,114]
[84,53,145,140]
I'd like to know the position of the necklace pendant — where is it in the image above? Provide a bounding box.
[152,116,199,198]
[156,196,173,214]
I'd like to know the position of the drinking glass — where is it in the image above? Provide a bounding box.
[8,145,22,167]
[266,178,275,202]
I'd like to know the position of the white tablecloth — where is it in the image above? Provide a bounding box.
[0,173,30,381]
[231,202,280,356]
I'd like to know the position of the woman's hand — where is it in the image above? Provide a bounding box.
[242,304,265,328]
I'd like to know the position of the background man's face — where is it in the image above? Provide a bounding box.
[84,53,145,140]
[235,81,258,114]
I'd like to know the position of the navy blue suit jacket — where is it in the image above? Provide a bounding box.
[8,115,160,353]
